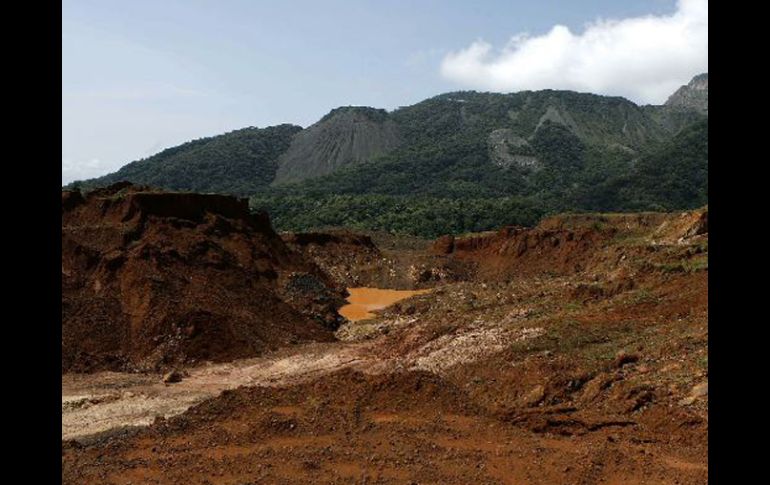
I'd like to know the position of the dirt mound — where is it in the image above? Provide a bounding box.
[188,368,475,420]
[62,183,345,373]
[61,205,707,484]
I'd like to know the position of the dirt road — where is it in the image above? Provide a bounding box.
[62,342,370,442]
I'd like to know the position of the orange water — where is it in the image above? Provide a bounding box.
[339,287,430,322]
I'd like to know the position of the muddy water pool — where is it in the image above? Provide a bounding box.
[339,287,430,322]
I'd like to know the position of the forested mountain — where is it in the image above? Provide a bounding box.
[68,74,708,236]
[70,124,301,196]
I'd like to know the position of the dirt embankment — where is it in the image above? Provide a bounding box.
[282,231,383,288]
[432,207,708,281]
[62,183,346,373]
[284,229,470,290]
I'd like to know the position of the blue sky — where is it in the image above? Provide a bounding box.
[62,0,706,183]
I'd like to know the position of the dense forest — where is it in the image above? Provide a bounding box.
[67,79,708,237]
[252,119,707,237]
[69,124,301,196]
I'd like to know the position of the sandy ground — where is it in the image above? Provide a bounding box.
[62,286,429,442]
[62,342,369,442]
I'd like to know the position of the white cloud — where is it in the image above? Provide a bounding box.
[61,158,113,184]
[440,0,707,105]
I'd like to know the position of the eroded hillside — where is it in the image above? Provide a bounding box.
[62,183,345,373]
[63,204,708,485]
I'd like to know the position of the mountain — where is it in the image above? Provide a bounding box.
[273,107,401,185]
[569,118,708,213]
[72,124,301,196]
[68,74,708,236]
[251,117,708,237]
[665,73,708,114]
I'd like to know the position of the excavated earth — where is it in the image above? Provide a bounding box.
[283,229,469,289]
[62,196,708,484]
[62,183,345,373]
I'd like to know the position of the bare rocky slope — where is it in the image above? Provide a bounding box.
[666,73,708,114]
[273,107,401,185]
[62,183,345,373]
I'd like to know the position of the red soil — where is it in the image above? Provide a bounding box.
[62,183,345,373]
[61,204,708,484]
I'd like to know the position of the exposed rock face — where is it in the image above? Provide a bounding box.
[535,105,582,135]
[666,73,708,114]
[62,183,345,373]
[649,206,709,243]
[487,129,541,170]
[273,107,401,185]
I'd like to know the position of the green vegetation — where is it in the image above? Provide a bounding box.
[251,194,543,238]
[67,89,707,237]
[255,117,706,236]
[67,124,301,196]
[571,118,707,212]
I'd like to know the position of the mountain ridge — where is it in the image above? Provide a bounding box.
[66,74,708,236]
[69,73,707,191]
[665,73,708,114]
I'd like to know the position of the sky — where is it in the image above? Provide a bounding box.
[62,0,708,184]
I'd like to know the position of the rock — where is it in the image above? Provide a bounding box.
[580,374,614,404]
[665,73,708,114]
[520,385,546,407]
[691,382,708,397]
[163,369,184,384]
[684,210,708,239]
[613,351,640,368]
[678,381,707,406]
